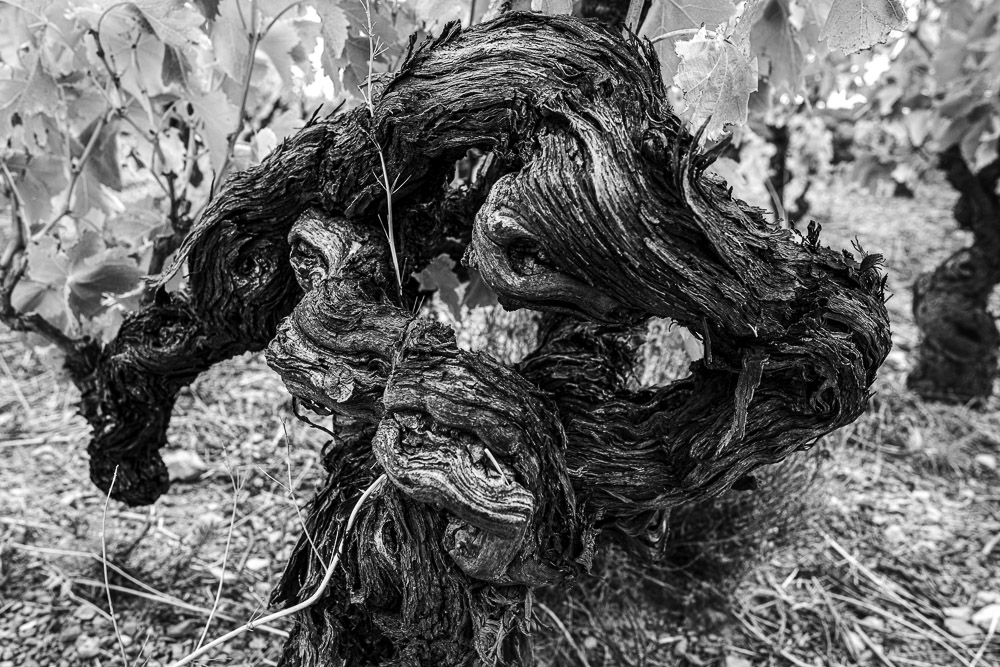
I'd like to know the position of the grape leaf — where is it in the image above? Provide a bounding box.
[188,89,239,173]
[11,280,69,329]
[251,127,278,163]
[674,30,758,140]
[106,200,167,248]
[259,0,304,16]
[750,0,803,93]
[18,66,61,118]
[15,237,67,326]
[128,0,211,55]
[818,0,906,54]
[194,0,220,19]
[413,254,463,321]
[462,268,499,310]
[73,163,125,217]
[958,115,994,172]
[2,0,54,16]
[413,0,469,25]
[638,0,737,86]
[80,117,123,191]
[343,35,373,95]
[212,0,250,81]
[88,307,125,344]
[13,233,140,325]
[19,155,67,224]
[26,236,68,286]
[932,28,968,87]
[901,109,933,147]
[706,155,748,191]
[259,19,299,90]
[531,0,573,14]
[64,233,142,318]
[161,43,187,86]
[341,1,399,54]
[313,1,348,78]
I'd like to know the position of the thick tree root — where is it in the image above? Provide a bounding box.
[65,14,891,665]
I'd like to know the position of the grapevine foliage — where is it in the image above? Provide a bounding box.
[637,0,908,142]
[0,0,475,344]
[0,0,907,349]
[846,0,1000,194]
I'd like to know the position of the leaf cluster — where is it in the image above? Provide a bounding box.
[0,0,484,344]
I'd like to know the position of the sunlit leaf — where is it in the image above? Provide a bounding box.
[11,279,68,326]
[674,30,758,140]
[819,0,907,54]
[259,19,299,90]
[20,155,68,224]
[64,231,143,318]
[251,127,278,163]
[314,1,349,78]
[188,89,239,174]
[413,0,469,25]
[106,201,166,248]
[18,66,61,118]
[750,0,803,93]
[128,0,211,54]
[638,0,737,86]
[26,236,67,286]
[212,0,250,81]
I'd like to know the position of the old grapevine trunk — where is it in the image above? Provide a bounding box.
[68,14,890,665]
[907,146,1000,403]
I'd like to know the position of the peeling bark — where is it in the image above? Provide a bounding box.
[908,146,1000,403]
[66,14,891,664]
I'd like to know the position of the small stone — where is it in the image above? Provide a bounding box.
[163,449,209,483]
[885,349,909,371]
[17,619,39,637]
[973,604,1000,630]
[726,657,752,667]
[73,605,97,621]
[858,615,885,632]
[166,619,199,638]
[944,606,973,620]
[245,557,270,572]
[977,591,1000,606]
[884,524,906,545]
[583,636,598,650]
[59,625,82,643]
[843,629,866,656]
[945,618,982,638]
[76,636,100,659]
[197,511,226,526]
[976,454,997,471]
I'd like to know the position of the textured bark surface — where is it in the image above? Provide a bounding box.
[65,14,891,665]
[907,147,1000,403]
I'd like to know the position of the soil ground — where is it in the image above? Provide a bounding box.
[2,174,1000,667]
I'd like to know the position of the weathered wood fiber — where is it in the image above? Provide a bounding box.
[66,13,891,665]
